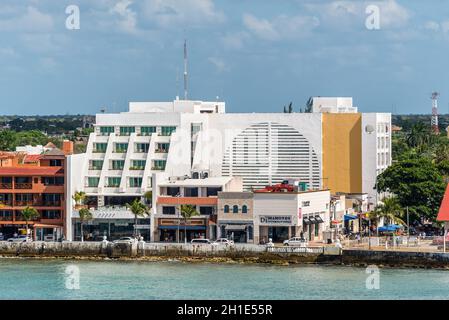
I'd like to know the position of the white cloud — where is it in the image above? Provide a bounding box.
[242,13,320,41]
[110,0,138,34]
[142,0,225,28]
[221,31,250,49]
[424,21,440,32]
[208,57,228,73]
[0,6,53,32]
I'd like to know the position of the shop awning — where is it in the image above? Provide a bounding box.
[344,214,357,221]
[303,218,312,225]
[33,224,63,229]
[225,225,247,231]
[158,225,206,231]
[314,215,324,224]
[308,217,317,224]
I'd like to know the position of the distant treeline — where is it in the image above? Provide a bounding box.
[393,114,449,132]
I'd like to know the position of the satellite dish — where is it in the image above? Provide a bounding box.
[365,125,375,134]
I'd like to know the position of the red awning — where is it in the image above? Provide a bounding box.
[437,184,449,221]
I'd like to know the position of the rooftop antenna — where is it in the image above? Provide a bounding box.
[184,39,188,100]
[431,92,440,135]
[176,67,180,100]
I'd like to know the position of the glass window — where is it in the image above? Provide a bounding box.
[233,205,238,214]
[89,160,103,170]
[140,126,156,136]
[242,205,248,214]
[135,143,150,153]
[119,127,135,136]
[314,223,319,237]
[156,143,170,153]
[152,160,166,170]
[49,159,62,167]
[114,143,128,153]
[161,126,176,136]
[131,160,146,170]
[99,126,114,135]
[87,177,99,187]
[107,177,121,187]
[93,143,107,153]
[224,205,229,213]
[111,160,124,170]
[162,206,176,215]
[129,177,142,188]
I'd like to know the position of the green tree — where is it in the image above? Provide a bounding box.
[20,206,39,239]
[376,158,446,223]
[72,191,86,207]
[0,130,15,151]
[143,190,153,206]
[180,204,200,244]
[126,199,150,237]
[368,197,405,227]
[405,123,432,149]
[14,130,49,147]
[78,207,93,242]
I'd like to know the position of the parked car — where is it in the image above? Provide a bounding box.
[113,237,136,244]
[283,237,308,247]
[191,238,212,245]
[7,235,31,243]
[214,238,234,246]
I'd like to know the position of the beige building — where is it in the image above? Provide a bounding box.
[217,192,254,243]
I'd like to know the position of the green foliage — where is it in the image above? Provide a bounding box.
[368,197,405,226]
[0,129,57,151]
[21,206,40,222]
[180,204,200,220]
[376,158,445,222]
[126,199,150,218]
[72,191,87,206]
[78,208,93,222]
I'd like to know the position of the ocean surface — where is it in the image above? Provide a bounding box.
[1,258,449,299]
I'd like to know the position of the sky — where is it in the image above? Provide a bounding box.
[0,0,449,115]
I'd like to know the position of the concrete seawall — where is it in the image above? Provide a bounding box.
[1,242,448,268]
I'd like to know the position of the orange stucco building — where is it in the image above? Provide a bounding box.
[0,142,73,241]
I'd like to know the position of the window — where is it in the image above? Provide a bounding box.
[89,160,103,170]
[87,177,99,187]
[200,207,214,215]
[131,160,146,170]
[156,143,170,153]
[224,205,229,213]
[152,160,166,170]
[42,210,61,219]
[135,143,150,153]
[314,223,319,237]
[114,143,128,153]
[0,210,12,220]
[111,160,125,170]
[99,126,114,135]
[42,177,64,185]
[161,126,176,136]
[107,177,121,187]
[42,194,61,206]
[206,187,221,196]
[93,143,107,153]
[140,126,156,136]
[162,206,176,215]
[242,205,248,214]
[49,159,62,167]
[129,177,142,188]
[184,187,198,197]
[119,126,135,136]
[233,205,238,213]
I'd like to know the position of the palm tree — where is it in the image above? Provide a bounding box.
[368,197,405,229]
[405,123,431,149]
[72,191,86,208]
[20,206,39,239]
[180,204,200,244]
[78,207,93,242]
[126,199,150,238]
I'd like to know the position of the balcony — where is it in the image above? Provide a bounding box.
[15,183,32,189]
[157,196,218,206]
[0,183,12,189]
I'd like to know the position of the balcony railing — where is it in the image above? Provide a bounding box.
[155,149,169,153]
[15,183,32,189]
[0,183,12,189]
[0,216,13,221]
[152,167,165,171]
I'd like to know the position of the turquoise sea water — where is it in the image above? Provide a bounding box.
[1,258,449,299]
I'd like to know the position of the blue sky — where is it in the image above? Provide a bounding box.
[0,0,449,115]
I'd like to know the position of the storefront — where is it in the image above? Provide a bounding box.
[302,214,324,241]
[257,215,296,243]
[218,221,253,243]
[157,218,207,242]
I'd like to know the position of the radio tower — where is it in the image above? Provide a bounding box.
[431,92,440,134]
[183,39,188,100]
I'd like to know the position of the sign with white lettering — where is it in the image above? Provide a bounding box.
[134,224,151,229]
[259,215,292,225]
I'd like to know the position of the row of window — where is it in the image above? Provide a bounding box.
[87,177,144,188]
[93,143,170,154]
[223,205,248,214]
[89,159,166,172]
[0,210,61,220]
[99,126,176,136]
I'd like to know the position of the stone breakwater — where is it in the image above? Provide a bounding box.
[1,242,449,268]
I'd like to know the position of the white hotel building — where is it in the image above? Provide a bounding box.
[66,97,391,242]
